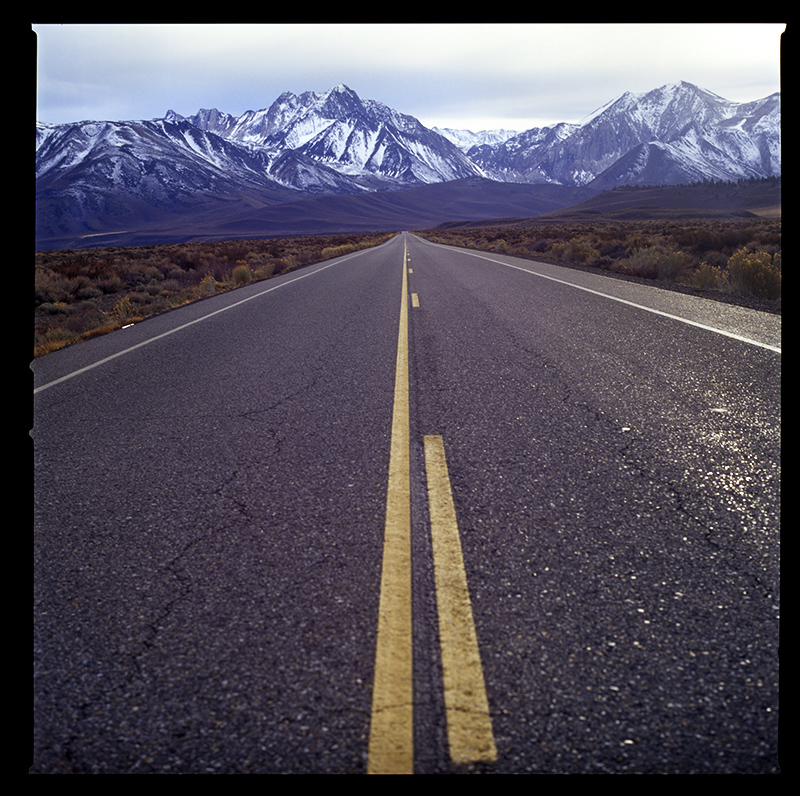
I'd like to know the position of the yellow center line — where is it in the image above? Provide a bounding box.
[423,435,497,765]
[411,293,420,307]
[369,242,496,772]
[368,242,413,775]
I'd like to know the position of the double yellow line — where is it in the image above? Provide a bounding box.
[367,241,496,774]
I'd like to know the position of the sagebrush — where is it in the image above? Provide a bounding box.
[418,216,781,304]
[35,232,392,357]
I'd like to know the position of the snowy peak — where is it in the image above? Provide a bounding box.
[469,80,780,187]
[36,80,781,247]
[317,83,364,118]
[433,127,521,151]
[174,84,483,188]
[201,85,368,149]
[188,108,240,137]
[581,80,752,139]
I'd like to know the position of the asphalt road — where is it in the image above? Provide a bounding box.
[31,233,780,774]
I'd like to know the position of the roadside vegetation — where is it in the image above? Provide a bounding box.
[416,215,781,308]
[34,232,392,357]
[34,201,782,358]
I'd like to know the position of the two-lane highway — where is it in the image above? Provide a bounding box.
[32,233,780,773]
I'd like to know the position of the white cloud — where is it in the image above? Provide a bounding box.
[33,23,784,128]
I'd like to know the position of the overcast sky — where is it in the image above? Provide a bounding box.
[32,23,785,132]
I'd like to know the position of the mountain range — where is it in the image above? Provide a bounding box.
[35,81,780,249]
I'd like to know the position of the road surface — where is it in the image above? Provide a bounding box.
[32,233,780,774]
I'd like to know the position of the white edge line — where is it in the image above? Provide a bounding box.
[416,237,781,354]
[33,246,377,394]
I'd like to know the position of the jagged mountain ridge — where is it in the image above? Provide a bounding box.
[168,84,483,187]
[432,127,521,149]
[36,81,780,248]
[35,117,309,244]
[468,81,780,188]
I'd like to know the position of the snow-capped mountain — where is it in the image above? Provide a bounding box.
[432,127,521,151]
[169,84,484,188]
[469,81,780,188]
[35,117,306,242]
[36,81,780,247]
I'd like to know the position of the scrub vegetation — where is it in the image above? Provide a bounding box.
[34,232,392,357]
[417,215,781,308]
[33,191,781,358]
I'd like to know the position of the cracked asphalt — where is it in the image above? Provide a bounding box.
[32,233,780,773]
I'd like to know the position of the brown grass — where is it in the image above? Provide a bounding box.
[35,215,782,357]
[34,232,392,357]
[417,216,781,306]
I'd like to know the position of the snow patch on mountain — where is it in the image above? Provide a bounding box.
[433,127,521,151]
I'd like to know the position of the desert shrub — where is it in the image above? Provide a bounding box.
[65,307,102,335]
[718,225,759,252]
[655,248,687,281]
[294,249,316,266]
[232,262,252,286]
[623,246,686,281]
[170,249,204,270]
[182,267,209,286]
[253,262,276,281]
[275,254,299,274]
[591,255,617,270]
[62,274,92,296]
[526,239,549,253]
[669,221,777,257]
[548,237,600,264]
[96,273,124,294]
[692,261,725,291]
[726,248,781,300]
[106,296,140,323]
[48,253,106,279]
[203,258,231,283]
[220,243,249,263]
[163,265,185,281]
[200,274,216,295]
[622,248,657,278]
[34,327,80,357]
[160,278,180,293]
[753,227,782,249]
[701,251,729,270]
[144,265,164,282]
[597,239,630,260]
[39,301,70,315]
[121,262,164,287]
[322,243,358,259]
[129,290,157,304]
[35,272,71,305]
[75,283,102,300]
[670,226,720,253]
[416,220,780,295]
